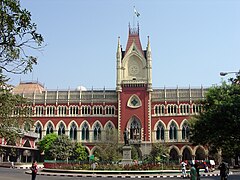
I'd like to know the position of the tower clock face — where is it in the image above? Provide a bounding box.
[129,65,139,75]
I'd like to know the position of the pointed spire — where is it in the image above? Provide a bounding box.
[116,36,122,60]
[147,36,151,52]
[125,23,143,57]
[146,36,153,92]
[118,36,121,46]
[116,36,122,92]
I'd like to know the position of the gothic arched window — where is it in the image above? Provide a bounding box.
[169,122,177,140]
[70,123,77,140]
[130,117,141,140]
[81,122,89,141]
[182,122,190,140]
[93,122,101,141]
[105,122,114,141]
[35,122,42,139]
[46,123,54,134]
[156,122,165,140]
[58,122,65,135]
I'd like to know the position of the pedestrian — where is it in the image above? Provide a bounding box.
[218,161,229,180]
[11,161,14,168]
[203,162,208,173]
[181,161,187,178]
[190,163,197,180]
[194,163,200,180]
[30,160,38,180]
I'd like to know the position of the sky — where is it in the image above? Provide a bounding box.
[8,0,240,90]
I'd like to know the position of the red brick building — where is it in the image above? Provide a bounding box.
[9,25,208,163]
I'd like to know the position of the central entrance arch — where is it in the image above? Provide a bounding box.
[127,116,142,142]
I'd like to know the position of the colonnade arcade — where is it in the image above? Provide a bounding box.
[169,145,207,163]
[34,119,193,143]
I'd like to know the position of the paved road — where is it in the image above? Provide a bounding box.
[0,168,240,180]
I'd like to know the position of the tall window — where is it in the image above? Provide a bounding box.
[35,106,44,116]
[46,106,55,116]
[180,104,190,114]
[46,123,54,134]
[81,122,89,141]
[93,105,103,115]
[70,123,77,140]
[192,104,202,114]
[169,122,177,140]
[81,105,91,115]
[69,106,79,115]
[93,122,101,141]
[105,106,115,115]
[167,104,178,115]
[130,117,141,140]
[154,105,165,115]
[35,122,42,139]
[105,122,114,141]
[182,122,190,140]
[156,122,165,140]
[58,106,67,116]
[58,122,65,135]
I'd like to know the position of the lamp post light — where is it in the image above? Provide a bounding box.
[220,71,239,76]
[220,70,240,84]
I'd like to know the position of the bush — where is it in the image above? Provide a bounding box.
[44,160,177,171]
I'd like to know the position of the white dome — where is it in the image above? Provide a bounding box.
[76,86,87,91]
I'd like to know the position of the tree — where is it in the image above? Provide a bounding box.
[0,73,33,144]
[71,142,88,162]
[37,133,58,160]
[93,129,121,163]
[49,135,74,161]
[0,0,44,153]
[190,77,240,161]
[146,143,169,163]
[0,0,44,75]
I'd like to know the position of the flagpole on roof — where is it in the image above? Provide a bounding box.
[133,6,140,29]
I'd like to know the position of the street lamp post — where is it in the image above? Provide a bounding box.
[220,70,240,84]
[220,71,239,77]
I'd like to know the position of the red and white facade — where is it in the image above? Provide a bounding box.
[10,25,209,163]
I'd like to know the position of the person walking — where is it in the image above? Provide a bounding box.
[190,163,197,180]
[194,163,200,180]
[218,161,229,180]
[30,160,38,180]
[181,161,187,178]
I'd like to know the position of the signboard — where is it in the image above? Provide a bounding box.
[89,155,94,160]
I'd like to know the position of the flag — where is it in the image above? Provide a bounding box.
[134,7,140,17]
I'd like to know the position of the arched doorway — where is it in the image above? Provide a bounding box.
[128,116,141,142]
[195,147,205,160]
[182,148,192,161]
[169,148,179,164]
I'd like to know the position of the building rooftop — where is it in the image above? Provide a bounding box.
[12,81,45,94]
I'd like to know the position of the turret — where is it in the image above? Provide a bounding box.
[146,36,153,91]
[116,36,122,92]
